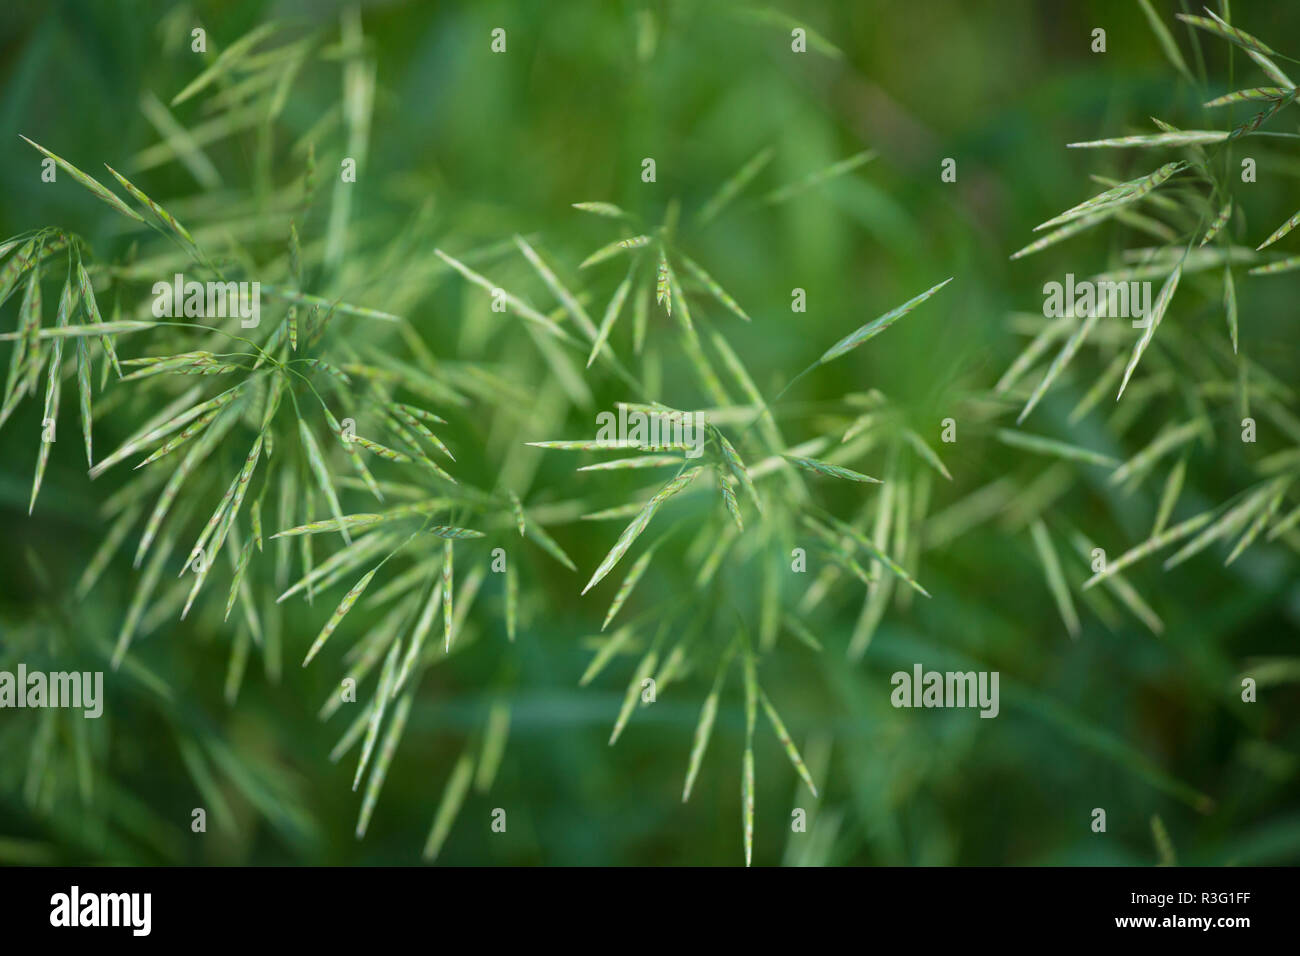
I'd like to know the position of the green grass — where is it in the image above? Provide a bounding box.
[0,0,1297,867]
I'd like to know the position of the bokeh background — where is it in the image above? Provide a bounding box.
[1,0,1297,865]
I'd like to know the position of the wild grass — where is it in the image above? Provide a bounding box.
[993,4,1300,637]
[4,1,1298,868]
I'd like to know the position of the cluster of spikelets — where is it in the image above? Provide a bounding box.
[0,9,957,864]
[968,5,1300,643]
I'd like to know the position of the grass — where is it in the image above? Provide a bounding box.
[1,0,1298,867]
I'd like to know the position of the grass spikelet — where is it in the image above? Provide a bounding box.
[762,149,876,205]
[0,320,154,343]
[530,438,680,451]
[434,248,569,340]
[91,386,241,478]
[475,701,511,793]
[75,502,141,599]
[577,454,683,472]
[1151,814,1177,866]
[170,21,282,105]
[1117,263,1182,400]
[250,499,263,551]
[2,260,41,425]
[429,526,483,539]
[1019,310,1103,423]
[258,287,398,324]
[682,646,733,801]
[353,638,402,791]
[1229,89,1298,138]
[697,146,773,226]
[134,406,235,567]
[74,258,122,378]
[422,751,475,862]
[0,236,38,311]
[506,490,525,537]
[277,530,396,606]
[19,137,146,225]
[758,689,818,797]
[819,278,952,364]
[75,336,92,467]
[356,690,413,838]
[322,410,383,500]
[525,520,577,571]
[655,248,671,315]
[679,253,750,322]
[102,165,199,255]
[351,434,411,462]
[1163,485,1277,570]
[505,561,518,641]
[388,405,453,459]
[579,625,634,687]
[1256,207,1300,250]
[395,402,446,426]
[180,435,264,615]
[1176,10,1275,57]
[1225,485,1287,565]
[1137,0,1195,84]
[113,515,182,668]
[1029,520,1080,638]
[716,467,744,531]
[303,359,352,385]
[712,427,762,514]
[1081,511,1215,588]
[602,547,655,631]
[1110,419,1207,485]
[903,429,953,481]
[441,539,455,651]
[816,508,930,598]
[1068,532,1163,634]
[579,235,649,271]
[741,642,757,868]
[1222,266,1239,353]
[783,455,881,483]
[1034,162,1184,232]
[1010,211,1110,260]
[1152,457,1187,537]
[1204,87,1291,108]
[995,429,1118,467]
[271,513,386,537]
[588,260,635,367]
[571,201,634,220]
[223,536,256,621]
[1201,200,1233,247]
[1247,49,1294,86]
[1247,255,1300,275]
[134,408,218,469]
[1067,131,1230,149]
[298,419,352,544]
[302,566,378,667]
[394,578,442,693]
[581,466,701,594]
[514,234,599,342]
[30,272,73,513]
[609,649,658,745]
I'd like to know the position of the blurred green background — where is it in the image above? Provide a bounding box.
[0,0,1297,865]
